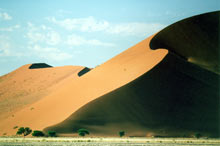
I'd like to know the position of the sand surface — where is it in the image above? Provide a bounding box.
[45,11,220,137]
[0,11,219,137]
[0,35,167,136]
[0,65,83,121]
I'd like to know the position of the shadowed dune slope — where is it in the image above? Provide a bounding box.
[46,53,219,137]
[29,63,52,69]
[0,36,167,135]
[0,64,84,121]
[78,67,91,77]
[45,11,220,137]
[150,11,220,74]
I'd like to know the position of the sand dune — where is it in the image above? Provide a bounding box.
[0,35,167,136]
[150,11,220,74]
[0,64,84,121]
[45,11,220,137]
[47,52,219,137]
[0,11,219,137]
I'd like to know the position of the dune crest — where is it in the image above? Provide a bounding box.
[45,11,220,137]
[0,36,167,135]
[0,11,219,137]
[150,11,220,74]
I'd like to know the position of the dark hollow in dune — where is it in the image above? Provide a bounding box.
[29,63,53,69]
[78,67,91,77]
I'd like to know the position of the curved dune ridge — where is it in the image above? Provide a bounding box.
[150,11,220,74]
[46,53,219,137]
[0,11,219,137]
[0,36,167,135]
[45,11,219,137]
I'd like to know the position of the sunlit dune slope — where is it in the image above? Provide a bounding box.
[0,36,167,135]
[45,11,220,137]
[0,64,84,121]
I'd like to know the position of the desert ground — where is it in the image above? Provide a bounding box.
[0,137,220,146]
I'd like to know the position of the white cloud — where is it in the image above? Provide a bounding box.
[107,23,165,36]
[47,31,61,45]
[31,45,72,61]
[0,24,20,31]
[0,35,24,57]
[0,40,10,56]
[27,22,61,45]
[87,39,115,47]
[66,34,84,46]
[48,16,166,36]
[66,34,115,47]
[48,16,109,32]
[26,23,70,61]
[0,12,12,20]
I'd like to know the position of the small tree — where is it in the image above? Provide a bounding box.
[77,129,89,137]
[16,127,25,136]
[16,127,32,137]
[48,131,56,137]
[32,130,45,137]
[119,131,125,137]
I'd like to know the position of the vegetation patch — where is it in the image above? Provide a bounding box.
[77,129,90,137]
[32,130,45,137]
[16,127,32,137]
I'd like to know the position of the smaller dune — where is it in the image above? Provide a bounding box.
[78,67,91,77]
[0,64,84,122]
[29,63,53,69]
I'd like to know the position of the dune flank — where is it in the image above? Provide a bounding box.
[47,52,219,137]
[0,11,219,138]
[45,11,220,137]
[0,64,84,121]
[0,35,167,136]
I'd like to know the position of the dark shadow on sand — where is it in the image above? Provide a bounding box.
[29,63,53,69]
[78,67,91,77]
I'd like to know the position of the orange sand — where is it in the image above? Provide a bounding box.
[0,35,167,135]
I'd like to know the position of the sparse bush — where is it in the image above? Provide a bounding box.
[32,130,45,137]
[119,131,125,137]
[77,129,89,137]
[16,127,32,137]
[48,131,56,137]
[195,133,202,139]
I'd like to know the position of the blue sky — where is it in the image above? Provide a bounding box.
[0,0,219,75]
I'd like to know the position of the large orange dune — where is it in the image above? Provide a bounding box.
[0,35,167,136]
[45,11,220,137]
[0,11,219,137]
